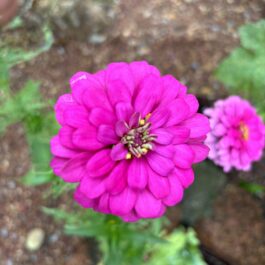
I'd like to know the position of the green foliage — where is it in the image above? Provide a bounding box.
[146,227,206,265]
[239,181,265,198]
[215,20,265,113]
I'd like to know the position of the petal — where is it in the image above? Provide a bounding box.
[128,158,148,189]
[115,120,129,137]
[60,153,91,182]
[97,125,119,145]
[189,143,209,163]
[50,136,78,158]
[163,175,183,206]
[106,161,128,195]
[109,188,137,215]
[64,105,89,128]
[89,107,116,127]
[134,75,162,116]
[149,108,170,130]
[166,98,190,126]
[179,113,210,138]
[79,176,106,199]
[135,190,162,218]
[59,126,75,149]
[167,126,190,144]
[173,144,195,168]
[73,125,104,150]
[160,75,180,104]
[153,144,175,158]
[153,128,173,145]
[148,168,170,199]
[147,152,174,176]
[121,212,139,222]
[115,102,133,122]
[184,94,199,117]
[74,187,95,208]
[107,80,131,106]
[55,94,78,125]
[97,193,110,214]
[129,112,140,128]
[50,157,68,175]
[175,167,195,188]
[87,149,116,178]
[111,143,128,161]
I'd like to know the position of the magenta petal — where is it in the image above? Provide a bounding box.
[160,75,180,104]
[89,108,116,127]
[55,94,77,125]
[167,126,190,144]
[163,175,183,206]
[121,212,139,222]
[64,105,89,128]
[107,80,131,106]
[129,112,140,128]
[50,136,78,158]
[109,188,137,215]
[154,144,175,158]
[153,128,173,145]
[97,125,118,145]
[149,108,170,129]
[174,144,195,168]
[97,193,110,214]
[184,94,199,117]
[59,126,75,149]
[115,121,129,137]
[166,98,190,126]
[128,158,148,189]
[74,187,95,208]
[135,190,162,218]
[73,125,104,150]
[179,113,210,138]
[111,143,127,161]
[189,143,209,163]
[50,157,67,175]
[147,152,174,176]
[79,176,106,199]
[61,153,91,182]
[106,161,127,195]
[148,168,170,199]
[175,167,194,188]
[115,102,133,122]
[87,149,115,178]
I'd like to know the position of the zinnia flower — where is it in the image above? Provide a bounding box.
[204,96,265,172]
[50,61,210,221]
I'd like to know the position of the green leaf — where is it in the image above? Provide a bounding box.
[22,170,54,186]
[239,181,265,197]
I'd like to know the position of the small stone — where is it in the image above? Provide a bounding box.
[88,34,106,44]
[25,228,45,251]
[0,228,8,238]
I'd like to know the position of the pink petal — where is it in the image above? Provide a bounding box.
[64,105,89,128]
[55,94,77,125]
[149,108,170,129]
[173,144,195,168]
[174,167,194,188]
[129,112,140,128]
[74,187,95,208]
[153,144,175,158]
[109,188,137,215]
[111,143,128,161]
[115,121,129,137]
[166,98,190,126]
[163,175,183,206]
[167,126,190,144]
[128,158,148,189]
[184,94,199,117]
[189,143,209,163]
[79,176,106,199]
[50,157,67,175]
[87,149,116,178]
[97,125,119,145]
[121,211,140,222]
[147,152,174,176]
[135,190,162,218]
[160,75,180,104]
[89,108,116,127]
[107,80,131,106]
[179,113,210,138]
[73,125,104,150]
[153,128,173,145]
[105,161,128,195]
[60,153,91,182]
[59,126,75,149]
[115,102,133,122]
[148,168,170,199]
[97,193,110,214]
[50,136,78,158]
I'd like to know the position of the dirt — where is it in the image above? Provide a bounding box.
[1,0,265,264]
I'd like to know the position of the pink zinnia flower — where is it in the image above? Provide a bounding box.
[204,96,265,172]
[50,61,210,222]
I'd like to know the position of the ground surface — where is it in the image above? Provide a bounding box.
[0,0,265,265]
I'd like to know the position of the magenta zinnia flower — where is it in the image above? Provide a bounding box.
[50,61,210,221]
[205,96,265,172]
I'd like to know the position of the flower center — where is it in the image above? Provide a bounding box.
[239,122,249,141]
[121,114,156,159]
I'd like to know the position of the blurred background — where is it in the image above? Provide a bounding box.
[0,0,265,265]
